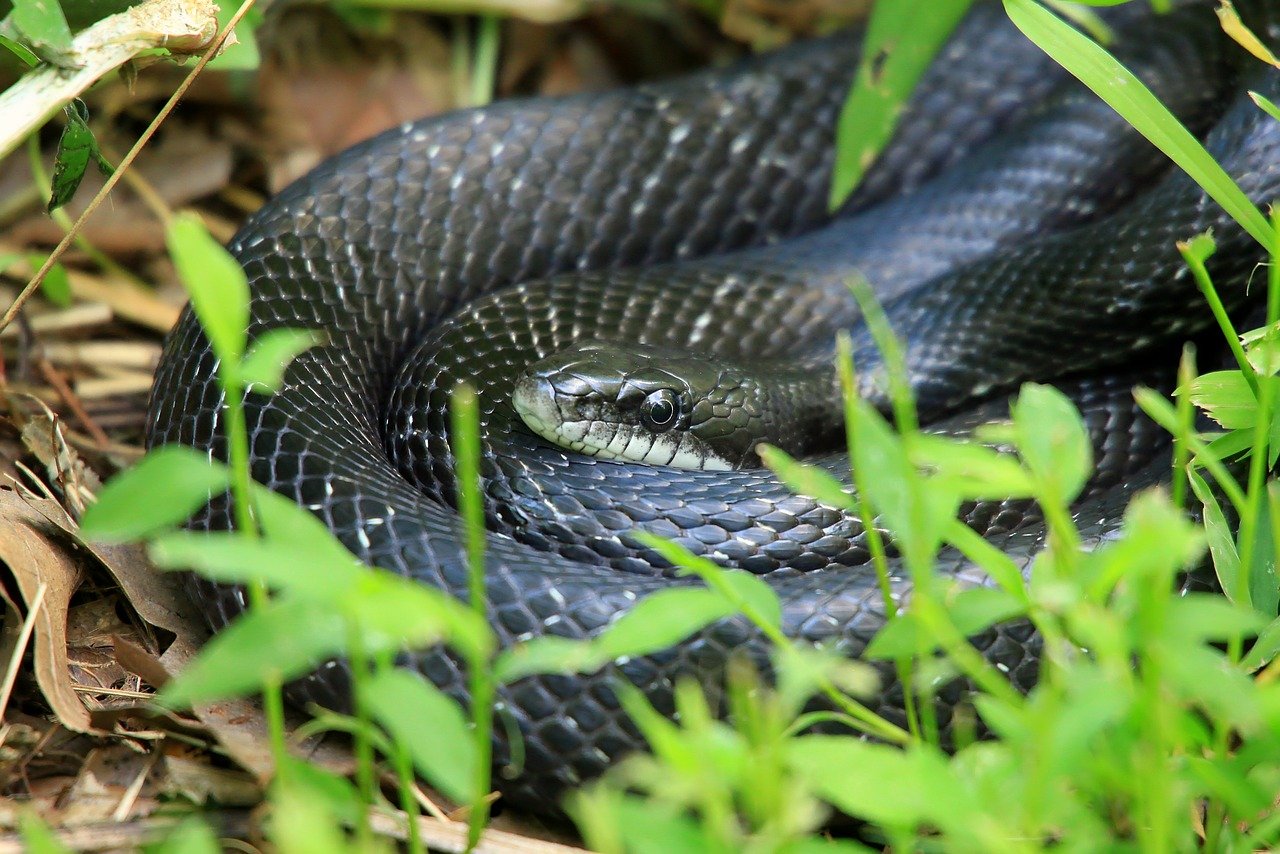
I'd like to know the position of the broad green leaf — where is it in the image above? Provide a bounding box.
[1164,594,1269,643]
[775,646,878,712]
[595,588,739,659]
[759,444,853,509]
[267,777,349,854]
[250,483,361,570]
[866,586,1026,659]
[274,756,364,827]
[47,99,113,212]
[148,531,361,599]
[493,636,606,683]
[144,817,219,854]
[1004,0,1271,247]
[10,0,72,52]
[829,0,974,208]
[241,328,323,393]
[1188,370,1262,430]
[167,213,250,367]
[365,668,476,803]
[787,737,972,831]
[1157,641,1262,730]
[80,446,228,542]
[345,571,494,662]
[158,597,349,706]
[1010,382,1091,504]
[633,532,783,631]
[909,433,1034,499]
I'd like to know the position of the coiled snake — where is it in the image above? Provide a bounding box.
[148,1,1280,810]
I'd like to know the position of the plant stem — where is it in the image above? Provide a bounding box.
[451,385,494,852]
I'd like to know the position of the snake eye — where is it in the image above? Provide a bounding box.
[640,389,679,432]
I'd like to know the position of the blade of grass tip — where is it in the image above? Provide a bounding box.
[836,332,922,740]
[470,16,500,108]
[847,276,918,434]
[1004,0,1272,248]
[1251,91,1280,123]
[449,384,493,852]
[1179,234,1259,398]
[1172,345,1197,511]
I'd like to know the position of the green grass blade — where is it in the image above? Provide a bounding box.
[1003,0,1272,248]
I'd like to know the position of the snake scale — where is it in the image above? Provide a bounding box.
[147,1,1280,810]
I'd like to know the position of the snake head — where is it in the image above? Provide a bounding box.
[512,340,767,470]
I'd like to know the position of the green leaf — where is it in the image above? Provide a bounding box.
[788,737,972,831]
[1009,382,1091,505]
[10,0,72,52]
[46,99,113,212]
[345,571,494,663]
[909,433,1034,499]
[1164,594,1269,643]
[365,668,476,803]
[208,5,262,71]
[144,817,220,854]
[79,446,228,542]
[160,576,486,707]
[1003,0,1272,248]
[596,587,741,659]
[274,757,364,827]
[148,531,361,599]
[267,776,350,854]
[634,532,783,631]
[241,328,323,393]
[1188,370,1260,430]
[866,586,1026,658]
[1189,468,1243,606]
[1251,90,1280,124]
[758,443,853,509]
[1241,616,1280,671]
[570,789,713,854]
[18,811,69,854]
[848,395,956,569]
[829,0,975,208]
[166,212,250,367]
[0,33,40,67]
[157,597,350,706]
[493,636,605,683]
[31,254,70,306]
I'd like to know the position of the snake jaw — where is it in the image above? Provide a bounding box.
[512,372,735,470]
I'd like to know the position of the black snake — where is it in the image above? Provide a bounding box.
[147,1,1280,810]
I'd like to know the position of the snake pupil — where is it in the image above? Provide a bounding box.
[641,390,678,431]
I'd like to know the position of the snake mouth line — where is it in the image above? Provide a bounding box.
[512,376,733,470]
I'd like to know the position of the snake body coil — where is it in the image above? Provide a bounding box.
[149,2,1280,809]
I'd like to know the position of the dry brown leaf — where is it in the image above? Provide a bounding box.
[0,489,95,734]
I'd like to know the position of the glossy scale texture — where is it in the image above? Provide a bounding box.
[149,1,1280,810]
